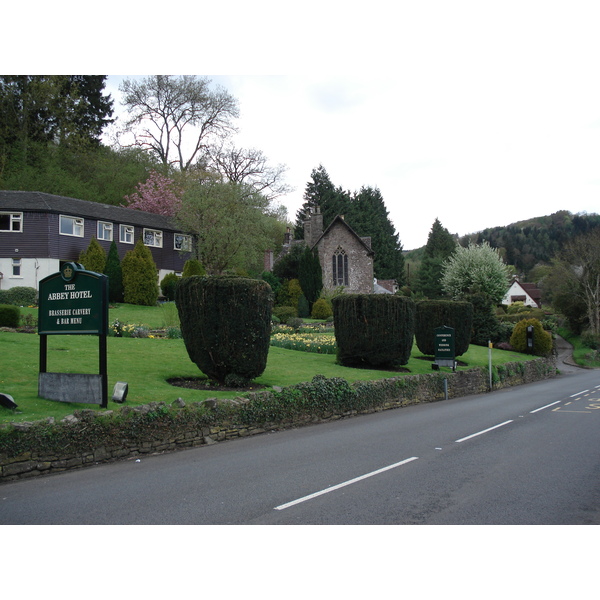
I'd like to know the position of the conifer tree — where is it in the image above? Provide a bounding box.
[298,246,323,309]
[79,236,106,274]
[121,238,159,306]
[416,218,457,298]
[104,241,124,303]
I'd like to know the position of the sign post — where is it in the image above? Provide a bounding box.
[38,262,109,408]
[434,325,456,371]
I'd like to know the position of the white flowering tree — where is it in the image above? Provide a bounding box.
[441,241,511,305]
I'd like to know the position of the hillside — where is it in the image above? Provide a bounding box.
[405,210,600,277]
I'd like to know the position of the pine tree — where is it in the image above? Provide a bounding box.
[416,218,457,298]
[79,236,106,274]
[104,241,124,303]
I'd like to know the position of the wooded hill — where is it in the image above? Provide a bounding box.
[406,210,600,279]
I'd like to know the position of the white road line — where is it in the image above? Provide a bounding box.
[570,390,589,397]
[274,457,419,511]
[455,420,513,443]
[530,401,561,413]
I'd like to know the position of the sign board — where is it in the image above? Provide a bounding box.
[38,263,108,407]
[38,262,108,335]
[434,325,456,369]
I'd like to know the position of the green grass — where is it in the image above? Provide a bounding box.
[1,303,536,425]
[557,327,600,368]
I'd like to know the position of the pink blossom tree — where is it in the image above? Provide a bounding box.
[123,170,183,216]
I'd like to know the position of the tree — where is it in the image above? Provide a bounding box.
[298,246,323,309]
[208,143,292,202]
[555,229,600,335]
[416,218,457,298]
[122,169,183,216]
[104,241,124,303]
[119,76,239,171]
[347,186,405,283]
[121,238,159,306]
[79,236,106,274]
[294,165,350,239]
[175,178,278,275]
[441,242,511,305]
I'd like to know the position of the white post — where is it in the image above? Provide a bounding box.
[488,340,493,391]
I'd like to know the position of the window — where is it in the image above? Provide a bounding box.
[332,247,349,286]
[144,228,163,248]
[120,224,134,244]
[12,258,21,277]
[0,212,22,232]
[60,215,84,237]
[97,221,113,241]
[174,234,192,252]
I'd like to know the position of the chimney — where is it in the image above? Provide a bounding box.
[304,206,324,247]
[263,249,274,272]
[284,227,292,246]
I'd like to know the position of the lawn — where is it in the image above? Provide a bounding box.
[1,304,536,425]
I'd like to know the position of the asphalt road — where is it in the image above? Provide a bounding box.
[2,350,599,525]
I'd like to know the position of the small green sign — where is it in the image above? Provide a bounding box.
[38,262,108,335]
[434,325,455,360]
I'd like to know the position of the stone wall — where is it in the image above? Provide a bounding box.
[0,356,556,483]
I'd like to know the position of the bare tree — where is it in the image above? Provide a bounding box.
[119,76,239,171]
[561,229,600,335]
[208,142,293,201]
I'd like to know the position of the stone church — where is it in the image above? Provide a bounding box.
[265,207,376,294]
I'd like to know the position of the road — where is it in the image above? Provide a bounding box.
[1,352,599,525]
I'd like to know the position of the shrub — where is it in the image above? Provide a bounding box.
[414,300,473,357]
[0,304,20,328]
[311,297,333,320]
[121,238,159,306]
[175,275,273,385]
[297,294,310,318]
[160,273,180,301]
[287,317,304,330]
[333,294,415,368]
[273,306,297,323]
[182,259,206,277]
[0,286,38,306]
[105,241,124,303]
[510,318,553,356]
[79,236,106,274]
[469,294,503,346]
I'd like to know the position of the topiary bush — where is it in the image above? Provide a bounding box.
[160,272,180,301]
[0,304,20,328]
[105,241,124,303]
[332,294,415,368]
[415,300,474,357]
[121,238,159,306]
[175,275,273,386]
[273,305,297,323]
[510,318,553,356]
[79,236,107,274]
[311,297,333,320]
[182,259,206,277]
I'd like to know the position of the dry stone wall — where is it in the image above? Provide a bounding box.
[0,356,556,483]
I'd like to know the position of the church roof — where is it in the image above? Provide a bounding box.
[311,215,375,255]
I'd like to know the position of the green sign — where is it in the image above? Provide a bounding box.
[38,262,108,335]
[434,325,455,360]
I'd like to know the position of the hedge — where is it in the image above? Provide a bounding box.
[415,300,474,356]
[333,294,415,368]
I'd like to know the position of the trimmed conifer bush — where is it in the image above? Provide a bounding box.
[160,272,180,301]
[332,294,415,368]
[510,318,553,356]
[311,297,333,320]
[415,300,474,356]
[121,238,159,306]
[104,241,124,303]
[175,276,273,385]
[79,236,106,274]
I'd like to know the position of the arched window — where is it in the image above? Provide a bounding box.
[332,247,349,286]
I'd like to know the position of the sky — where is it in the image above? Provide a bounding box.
[8,2,600,252]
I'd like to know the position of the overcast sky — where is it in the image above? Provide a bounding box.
[12,2,600,250]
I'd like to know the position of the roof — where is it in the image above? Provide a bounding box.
[0,190,180,231]
[510,279,542,301]
[312,215,375,255]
